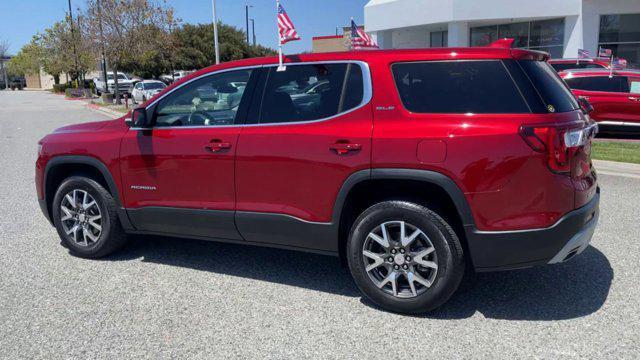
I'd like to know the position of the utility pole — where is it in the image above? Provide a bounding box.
[67,0,82,89]
[212,0,220,64]
[97,0,108,94]
[251,19,256,46]
[245,5,252,44]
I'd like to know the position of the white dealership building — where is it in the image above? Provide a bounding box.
[364,0,640,65]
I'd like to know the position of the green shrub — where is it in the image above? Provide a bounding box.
[52,83,70,93]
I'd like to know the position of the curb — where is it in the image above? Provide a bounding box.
[593,159,640,179]
[85,103,126,119]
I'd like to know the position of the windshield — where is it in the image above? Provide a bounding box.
[107,74,128,81]
[144,82,165,90]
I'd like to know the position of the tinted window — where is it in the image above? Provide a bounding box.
[518,60,579,112]
[563,76,629,93]
[550,63,607,72]
[391,60,530,114]
[258,63,364,124]
[144,82,165,90]
[154,69,253,127]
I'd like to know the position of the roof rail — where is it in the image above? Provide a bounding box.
[489,38,515,48]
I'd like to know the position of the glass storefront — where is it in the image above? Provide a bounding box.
[470,19,564,58]
[599,14,640,67]
[430,31,448,48]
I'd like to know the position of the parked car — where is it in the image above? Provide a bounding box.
[36,41,599,314]
[93,72,136,95]
[160,70,194,85]
[131,80,167,104]
[559,69,640,129]
[9,78,25,90]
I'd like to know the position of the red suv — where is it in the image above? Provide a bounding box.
[36,42,599,314]
[560,69,640,129]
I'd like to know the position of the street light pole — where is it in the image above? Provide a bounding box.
[97,0,108,94]
[67,0,82,89]
[212,0,220,64]
[245,5,252,44]
[251,19,256,46]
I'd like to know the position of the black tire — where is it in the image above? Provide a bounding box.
[52,176,128,258]
[347,201,464,314]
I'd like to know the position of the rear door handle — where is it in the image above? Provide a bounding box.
[204,140,232,152]
[330,142,362,155]
[629,97,640,101]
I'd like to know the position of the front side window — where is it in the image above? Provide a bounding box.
[258,63,364,124]
[154,69,252,127]
[630,78,640,94]
[391,60,530,114]
[564,76,629,93]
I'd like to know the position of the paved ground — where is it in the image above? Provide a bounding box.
[1,90,639,359]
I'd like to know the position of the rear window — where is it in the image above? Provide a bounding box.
[550,63,606,72]
[518,60,579,113]
[391,60,530,114]
[563,76,630,93]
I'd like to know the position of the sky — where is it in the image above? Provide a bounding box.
[0,0,370,55]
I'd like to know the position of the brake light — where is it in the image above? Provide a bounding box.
[519,123,597,174]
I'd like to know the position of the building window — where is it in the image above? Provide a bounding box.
[470,19,564,58]
[599,14,640,67]
[430,31,448,48]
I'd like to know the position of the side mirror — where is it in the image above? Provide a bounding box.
[577,97,594,114]
[125,108,149,128]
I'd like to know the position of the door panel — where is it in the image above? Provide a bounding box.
[234,62,372,251]
[119,68,256,240]
[572,89,630,122]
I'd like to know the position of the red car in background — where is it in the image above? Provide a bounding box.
[560,69,640,129]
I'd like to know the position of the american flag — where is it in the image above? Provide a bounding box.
[350,19,378,50]
[277,3,300,45]
[578,49,591,59]
[599,47,612,58]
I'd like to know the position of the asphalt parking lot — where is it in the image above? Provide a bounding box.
[1,90,639,359]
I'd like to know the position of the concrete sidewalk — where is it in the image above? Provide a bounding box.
[593,159,640,179]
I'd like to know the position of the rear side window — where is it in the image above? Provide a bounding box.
[391,61,530,114]
[258,63,364,124]
[518,60,579,113]
[564,76,630,93]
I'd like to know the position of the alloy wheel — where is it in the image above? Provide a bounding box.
[60,189,103,247]
[362,221,438,298]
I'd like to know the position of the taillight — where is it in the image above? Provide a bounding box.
[519,122,598,174]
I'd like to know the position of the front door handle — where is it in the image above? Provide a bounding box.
[629,97,640,101]
[204,140,232,153]
[330,142,362,155]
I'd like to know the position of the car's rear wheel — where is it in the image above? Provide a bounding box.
[52,176,128,258]
[347,201,464,314]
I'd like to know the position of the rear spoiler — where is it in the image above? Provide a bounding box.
[489,38,550,61]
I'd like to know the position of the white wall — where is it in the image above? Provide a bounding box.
[366,0,640,56]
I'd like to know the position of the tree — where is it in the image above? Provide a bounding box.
[83,0,177,104]
[172,23,276,70]
[0,39,9,89]
[8,18,94,86]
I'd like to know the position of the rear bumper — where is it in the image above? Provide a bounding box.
[466,188,600,272]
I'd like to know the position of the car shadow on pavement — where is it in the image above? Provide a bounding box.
[106,236,612,320]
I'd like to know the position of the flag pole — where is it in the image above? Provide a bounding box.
[609,54,614,78]
[277,0,285,71]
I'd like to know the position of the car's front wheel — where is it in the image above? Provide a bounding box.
[347,201,465,314]
[52,176,128,258]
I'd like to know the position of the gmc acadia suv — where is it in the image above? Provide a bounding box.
[36,40,600,314]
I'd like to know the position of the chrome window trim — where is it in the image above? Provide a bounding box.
[129,60,372,131]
